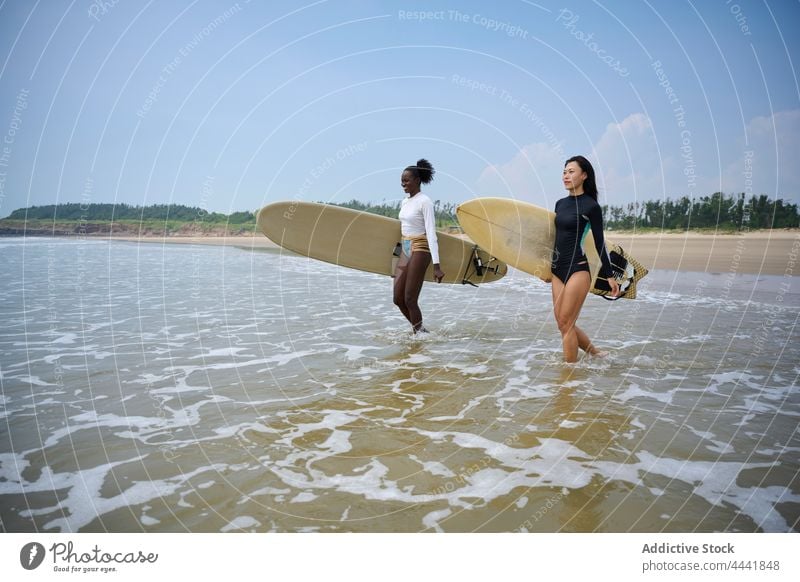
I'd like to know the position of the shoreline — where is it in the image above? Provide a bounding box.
[6,230,799,276]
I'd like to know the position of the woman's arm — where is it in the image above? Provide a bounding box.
[587,202,614,279]
[421,197,445,282]
[421,197,440,265]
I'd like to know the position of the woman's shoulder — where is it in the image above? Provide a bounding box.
[554,195,571,208]
[579,194,601,210]
[416,192,434,206]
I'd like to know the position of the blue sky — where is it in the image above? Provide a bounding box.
[0,0,798,216]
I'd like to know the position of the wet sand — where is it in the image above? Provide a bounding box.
[105,230,800,276]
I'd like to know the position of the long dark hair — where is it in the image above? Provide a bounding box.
[404,158,435,185]
[565,155,598,201]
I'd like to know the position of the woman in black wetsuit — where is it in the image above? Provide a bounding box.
[551,156,619,362]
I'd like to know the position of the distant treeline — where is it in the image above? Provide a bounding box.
[5,194,798,231]
[603,193,799,230]
[5,203,257,224]
[335,194,800,231]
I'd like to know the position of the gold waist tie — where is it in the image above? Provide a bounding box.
[402,235,430,255]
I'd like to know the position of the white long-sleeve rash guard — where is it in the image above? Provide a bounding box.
[398,192,440,264]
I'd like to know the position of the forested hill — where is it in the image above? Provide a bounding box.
[4,203,256,224]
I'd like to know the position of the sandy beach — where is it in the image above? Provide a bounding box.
[104,230,800,276]
[608,230,800,276]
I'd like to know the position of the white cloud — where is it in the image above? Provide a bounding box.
[720,109,800,202]
[590,113,664,205]
[476,110,800,207]
[476,142,565,207]
[476,113,664,207]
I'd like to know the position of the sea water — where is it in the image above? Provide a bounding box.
[0,237,797,532]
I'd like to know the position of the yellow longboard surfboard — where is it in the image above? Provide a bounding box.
[456,197,648,299]
[257,201,507,285]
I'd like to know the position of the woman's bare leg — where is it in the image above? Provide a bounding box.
[552,273,602,356]
[402,252,431,332]
[551,271,592,362]
[575,326,601,355]
[393,253,412,324]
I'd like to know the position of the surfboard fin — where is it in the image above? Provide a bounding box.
[460,246,502,285]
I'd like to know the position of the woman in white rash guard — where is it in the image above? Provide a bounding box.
[394,158,444,333]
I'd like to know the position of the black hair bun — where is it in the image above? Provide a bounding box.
[415,158,435,184]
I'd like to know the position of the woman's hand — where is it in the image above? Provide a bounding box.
[433,265,445,283]
[607,276,620,298]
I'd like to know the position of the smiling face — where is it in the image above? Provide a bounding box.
[563,161,587,194]
[401,169,420,195]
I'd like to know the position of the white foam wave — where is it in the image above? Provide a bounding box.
[221,516,261,532]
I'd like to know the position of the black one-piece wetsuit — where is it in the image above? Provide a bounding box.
[551,194,614,284]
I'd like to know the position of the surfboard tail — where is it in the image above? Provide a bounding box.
[590,243,649,300]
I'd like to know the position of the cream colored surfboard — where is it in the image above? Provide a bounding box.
[456,197,648,299]
[257,201,507,285]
